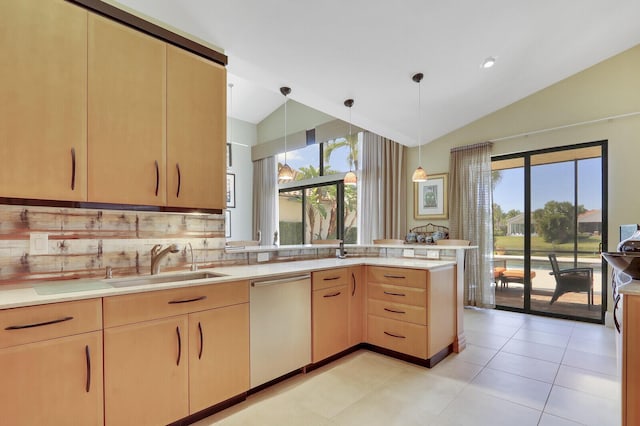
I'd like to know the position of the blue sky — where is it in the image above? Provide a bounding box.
[493,157,602,212]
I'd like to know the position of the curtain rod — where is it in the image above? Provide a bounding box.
[450,141,493,152]
[488,111,640,143]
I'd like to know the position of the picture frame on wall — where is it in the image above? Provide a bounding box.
[226,173,236,208]
[414,173,448,219]
[225,210,231,237]
[226,143,232,168]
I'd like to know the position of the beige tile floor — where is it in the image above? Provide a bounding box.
[194,308,621,426]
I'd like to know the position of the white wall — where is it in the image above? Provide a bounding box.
[226,117,257,241]
[406,43,640,245]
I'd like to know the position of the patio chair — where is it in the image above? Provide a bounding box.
[548,254,594,308]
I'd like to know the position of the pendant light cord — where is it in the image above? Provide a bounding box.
[228,83,233,147]
[284,95,288,164]
[417,77,421,160]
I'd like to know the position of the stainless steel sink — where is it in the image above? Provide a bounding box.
[109,271,227,288]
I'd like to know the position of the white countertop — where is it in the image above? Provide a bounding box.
[619,281,640,296]
[0,257,456,310]
[225,243,478,253]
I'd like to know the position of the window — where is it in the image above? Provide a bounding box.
[277,133,361,244]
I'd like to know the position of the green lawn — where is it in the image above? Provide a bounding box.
[494,235,601,257]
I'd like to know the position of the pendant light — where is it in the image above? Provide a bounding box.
[411,72,428,182]
[277,86,294,181]
[343,98,357,186]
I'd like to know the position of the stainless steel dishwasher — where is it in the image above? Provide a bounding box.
[250,274,311,388]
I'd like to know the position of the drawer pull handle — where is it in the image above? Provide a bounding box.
[323,276,340,281]
[383,291,406,297]
[323,291,341,298]
[383,274,406,279]
[384,307,406,314]
[85,345,91,393]
[70,148,76,190]
[351,272,356,296]
[176,163,181,198]
[384,331,406,339]
[198,322,204,360]
[154,160,160,196]
[5,316,74,330]
[176,326,182,366]
[168,295,207,304]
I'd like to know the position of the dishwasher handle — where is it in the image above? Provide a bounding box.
[251,274,311,287]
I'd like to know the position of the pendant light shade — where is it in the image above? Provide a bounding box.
[277,86,294,181]
[343,98,357,186]
[411,72,428,182]
[344,170,357,185]
[412,166,428,182]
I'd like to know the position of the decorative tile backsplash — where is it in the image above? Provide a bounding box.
[0,204,228,283]
[0,204,394,286]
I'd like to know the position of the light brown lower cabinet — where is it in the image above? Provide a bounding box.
[189,303,250,413]
[366,265,456,363]
[103,282,250,426]
[0,299,103,426]
[623,294,640,426]
[312,268,350,362]
[348,265,365,346]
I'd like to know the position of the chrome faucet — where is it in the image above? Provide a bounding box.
[150,244,180,275]
[337,240,347,259]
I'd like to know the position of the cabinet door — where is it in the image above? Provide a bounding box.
[312,284,349,362]
[88,13,166,206]
[167,45,226,209]
[0,331,103,426]
[348,266,364,346]
[0,0,87,201]
[104,316,189,426]
[624,295,640,426]
[189,303,250,413]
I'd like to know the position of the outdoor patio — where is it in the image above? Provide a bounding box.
[493,255,603,321]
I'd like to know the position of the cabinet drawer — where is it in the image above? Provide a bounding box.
[368,298,426,325]
[313,268,349,291]
[104,281,249,328]
[368,282,426,307]
[367,266,426,288]
[0,299,102,349]
[367,315,427,359]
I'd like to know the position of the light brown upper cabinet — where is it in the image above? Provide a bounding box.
[0,0,87,201]
[167,46,226,209]
[88,14,167,206]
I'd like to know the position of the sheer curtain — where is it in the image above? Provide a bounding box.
[252,156,277,245]
[449,142,494,307]
[361,131,406,243]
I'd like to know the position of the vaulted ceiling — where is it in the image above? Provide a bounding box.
[113,0,640,146]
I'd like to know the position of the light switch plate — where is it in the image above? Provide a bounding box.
[403,249,415,258]
[30,232,49,255]
[257,252,269,263]
[426,250,440,259]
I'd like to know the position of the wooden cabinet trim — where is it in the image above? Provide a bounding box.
[68,0,227,65]
[103,281,249,328]
[0,298,102,349]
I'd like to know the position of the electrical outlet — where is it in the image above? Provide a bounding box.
[257,252,269,263]
[426,250,440,259]
[30,232,49,255]
[403,249,415,258]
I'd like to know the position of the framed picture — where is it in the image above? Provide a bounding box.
[226,173,236,208]
[226,143,232,168]
[414,173,448,219]
[224,210,231,237]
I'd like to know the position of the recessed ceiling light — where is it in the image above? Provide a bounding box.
[481,57,496,69]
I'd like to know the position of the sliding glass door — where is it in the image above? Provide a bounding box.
[492,142,607,322]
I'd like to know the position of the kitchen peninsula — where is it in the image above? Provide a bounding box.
[0,252,468,426]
